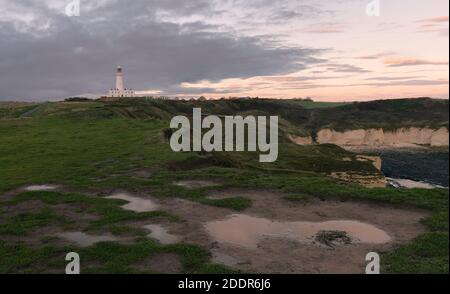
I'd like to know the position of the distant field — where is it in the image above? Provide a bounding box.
[0,102,38,109]
[287,100,349,109]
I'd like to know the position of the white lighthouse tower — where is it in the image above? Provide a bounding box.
[108,66,135,98]
[115,66,124,92]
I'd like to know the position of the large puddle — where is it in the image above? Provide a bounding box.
[59,232,117,247]
[143,224,179,244]
[24,185,57,191]
[205,214,391,249]
[106,193,159,212]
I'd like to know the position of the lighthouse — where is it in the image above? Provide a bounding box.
[115,66,124,92]
[108,66,135,98]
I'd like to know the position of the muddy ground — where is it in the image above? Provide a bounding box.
[154,189,427,274]
[1,185,428,274]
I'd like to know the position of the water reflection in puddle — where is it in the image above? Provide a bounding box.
[59,232,117,247]
[173,180,220,189]
[205,214,391,249]
[143,224,179,244]
[24,185,57,191]
[106,193,159,212]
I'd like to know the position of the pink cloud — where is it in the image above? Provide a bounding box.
[358,52,396,60]
[298,23,345,34]
[416,16,449,35]
[384,57,449,67]
[418,16,449,23]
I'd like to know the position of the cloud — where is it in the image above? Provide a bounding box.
[297,23,345,34]
[0,0,326,100]
[370,22,403,32]
[416,15,449,36]
[364,76,423,81]
[1,1,448,101]
[358,52,396,60]
[418,16,449,23]
[384,57,449,67]
[279,79,449,90]
[263,75,345,82]
[324,63,371,73]
[364,79,449,87]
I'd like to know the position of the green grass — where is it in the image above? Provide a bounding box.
[0,241,67,273]
[0,190,238,274]
[383,232,449,274]
[0,208,66,236]
[0,239,239,274]
[306,98,449,132]
[1,191,176,232]
[0,99,448,274]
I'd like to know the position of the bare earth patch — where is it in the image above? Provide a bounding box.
[156,189,428,274]
[132,253,183,274]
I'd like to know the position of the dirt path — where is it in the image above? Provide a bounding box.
[19,102,48,118]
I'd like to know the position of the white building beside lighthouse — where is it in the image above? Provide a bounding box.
[108,66,135,98]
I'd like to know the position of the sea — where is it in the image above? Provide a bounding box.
[379,150,449,188]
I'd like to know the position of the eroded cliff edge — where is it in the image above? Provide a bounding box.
[290,127,449,150]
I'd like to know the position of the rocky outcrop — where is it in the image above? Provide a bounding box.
[329,172,387,188]
[356,155,382,171]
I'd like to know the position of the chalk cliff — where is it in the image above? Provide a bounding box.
[290,127,449,149]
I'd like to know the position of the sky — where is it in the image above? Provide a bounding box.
[0,0,448,102]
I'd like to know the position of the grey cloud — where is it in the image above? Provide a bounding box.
[0,0,326,101]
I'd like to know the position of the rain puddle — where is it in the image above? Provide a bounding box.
[173,180,221,189]
[211,250,241,267]
[143,224,179,245]
[205,214,391,249]
[106,193,159,212]
[24,185,57,191]
[59,232,117,247]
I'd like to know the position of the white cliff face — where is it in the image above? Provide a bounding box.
[315,127,449,148]
[288,134,313,145]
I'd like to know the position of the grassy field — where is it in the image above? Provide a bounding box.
[0,99,448,273]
